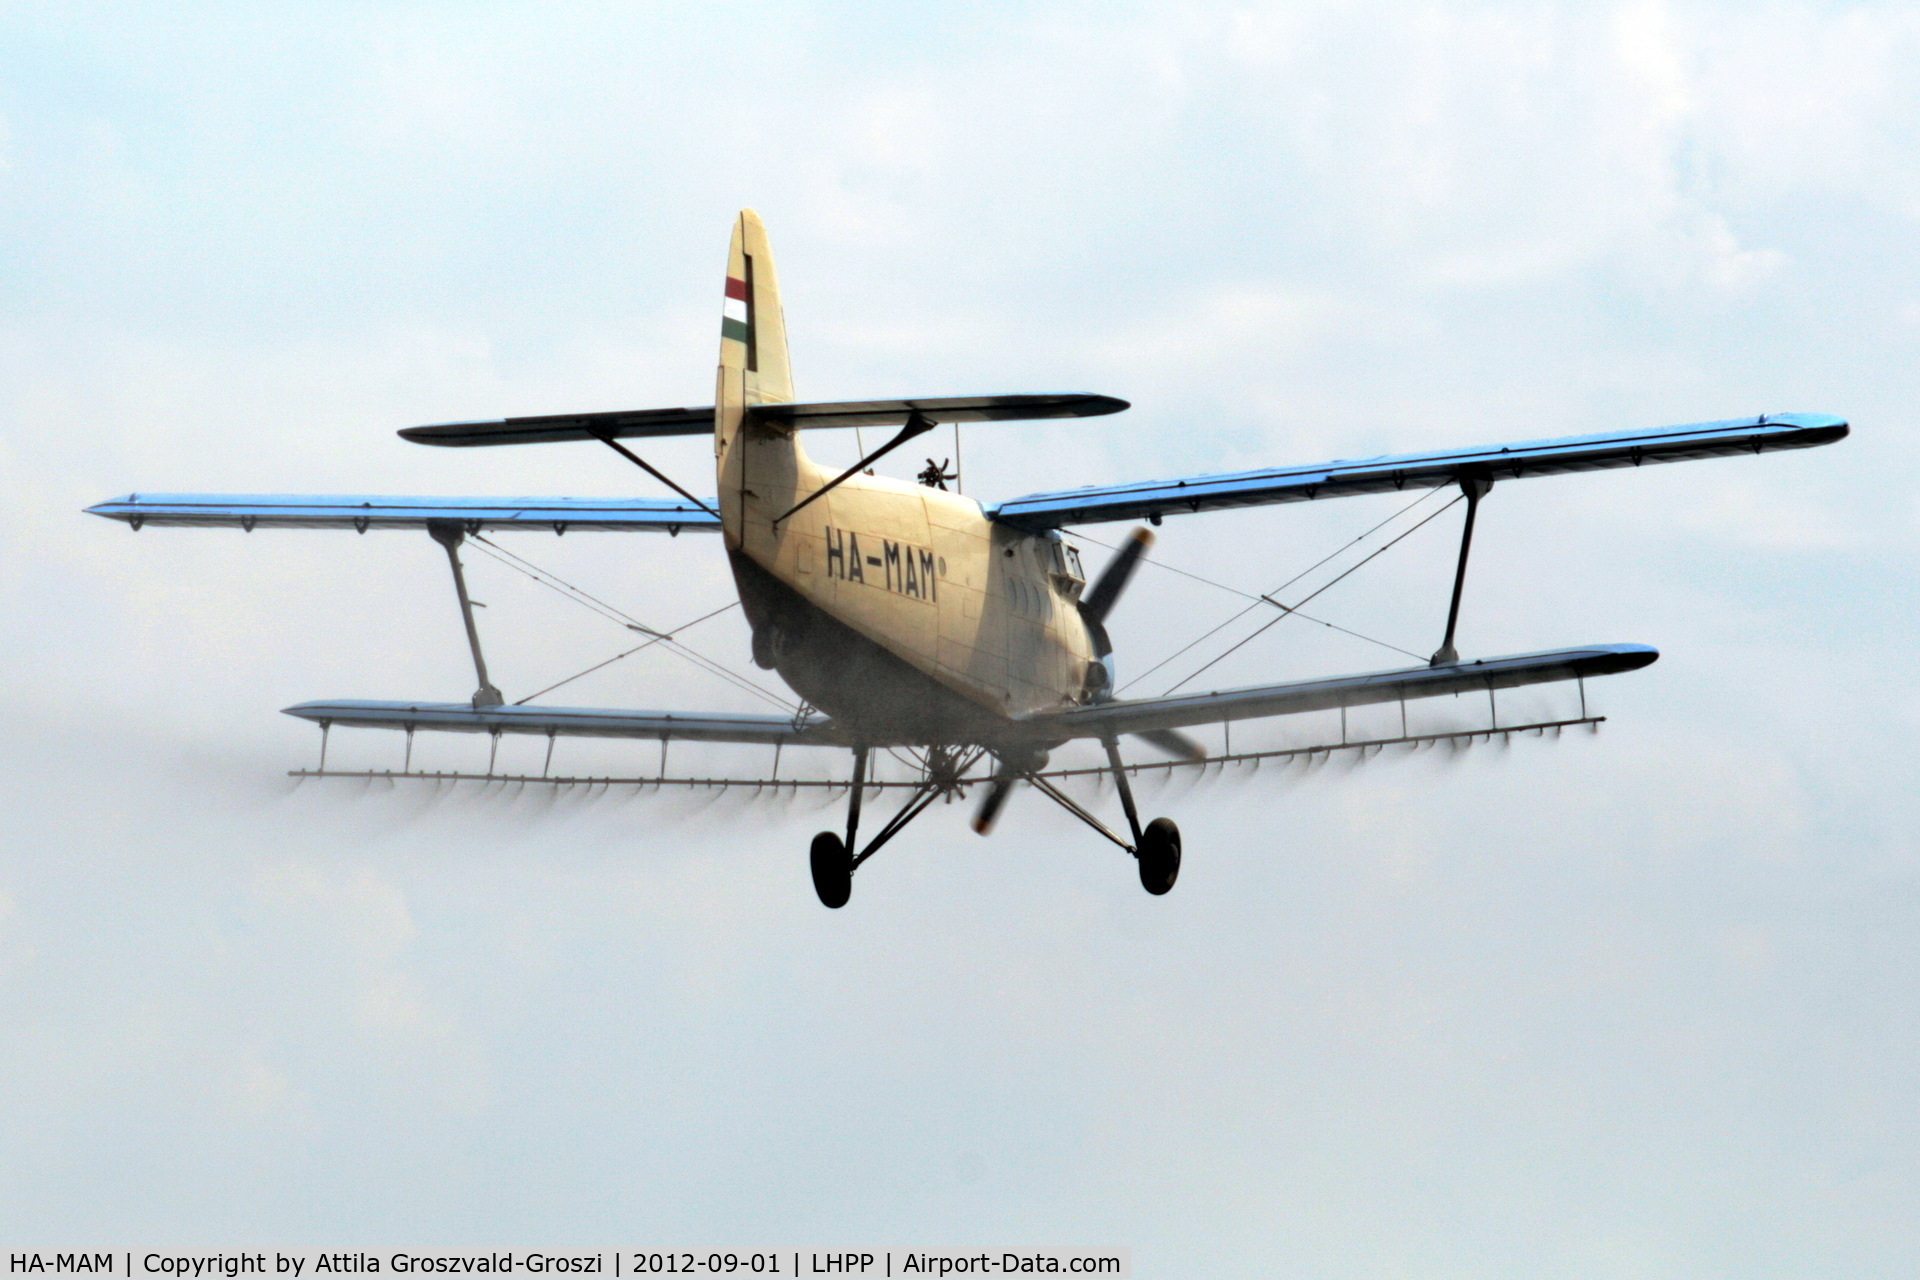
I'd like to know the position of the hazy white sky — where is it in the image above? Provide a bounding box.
[3,1,1916,1271]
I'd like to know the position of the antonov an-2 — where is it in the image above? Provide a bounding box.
[89,211,1848,907]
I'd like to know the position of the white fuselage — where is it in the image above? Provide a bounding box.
[721,425,1097,742]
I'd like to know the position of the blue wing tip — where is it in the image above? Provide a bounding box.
[1600,643,1660,671]
[1767,411,1849,441]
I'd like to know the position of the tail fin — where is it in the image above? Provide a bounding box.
[719,209,793,409]
[715,210,797,546]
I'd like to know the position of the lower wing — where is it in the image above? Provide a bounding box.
[288,646,1652,753]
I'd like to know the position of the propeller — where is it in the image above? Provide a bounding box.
[975,526,1193,838]
[1077,526,1154,701]
[1080,527,1153,627]
[971,748,1049,836]
[1136,728,1208,761]
[1078,527,1209,761]
[917,457,959,490]
[971,774,1015,835]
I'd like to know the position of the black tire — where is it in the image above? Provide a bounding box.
[810,831,852,909]
[1137,817,1182,896]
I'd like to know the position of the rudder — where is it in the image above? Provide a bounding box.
[715,210,798,546]
[718,210,794,411]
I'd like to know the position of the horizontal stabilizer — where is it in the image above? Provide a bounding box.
[86,494,721,534]
[284,700,844,746]
[989,413,1848,529]
[1033,644,1657,740]
[400,393,1127,447]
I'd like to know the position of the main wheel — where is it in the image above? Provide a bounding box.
[1137,817,1182,896]
[810,831,852,908]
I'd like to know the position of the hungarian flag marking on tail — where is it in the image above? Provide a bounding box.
[723,272,751,349]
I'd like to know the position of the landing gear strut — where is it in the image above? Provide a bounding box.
[810,744,976,908]
[972,740,1185,896]
[811,740,1184,905]
[1102,737,1181,895]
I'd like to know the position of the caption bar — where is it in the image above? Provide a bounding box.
[8,1254,1128,1279]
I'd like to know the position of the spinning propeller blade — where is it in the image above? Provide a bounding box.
[1074,530,1207,761]
[1082,525,1152,690]
[1079,526,1154,632]
[971,775,1015,835]
[1077,526,1156,703]
[1136,728,1208,761]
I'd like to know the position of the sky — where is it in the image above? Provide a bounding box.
[2,0,1916,1272]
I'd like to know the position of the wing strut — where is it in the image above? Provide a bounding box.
[590,430,721,520]
[774,412,937,525]
[427,520,504,708]
[1430,471,1492,667]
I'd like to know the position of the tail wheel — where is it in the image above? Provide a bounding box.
[810,831,852,908]
[1137,817,1182,896]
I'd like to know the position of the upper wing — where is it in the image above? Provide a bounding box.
[85,493,721,534]
[988,413,1849,529]
[283,699,844,746]
[399,393,1127,447]
[1029,644,1657,740]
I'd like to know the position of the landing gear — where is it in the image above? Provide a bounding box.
[810,738,1183,903]
[980,737,1189,896]
[810,831,852,909]
[1137,816,1182,895]
[809,744,976,908]
[1099,738,1183,896]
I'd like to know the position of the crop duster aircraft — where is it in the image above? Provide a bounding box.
[89,211,1849,907]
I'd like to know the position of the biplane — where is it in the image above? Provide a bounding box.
[88,211,1848,907]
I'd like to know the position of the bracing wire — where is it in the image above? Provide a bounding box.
[468,535,788,710]
[468,534,654,627]
[512,600,739,706]
[1106,486,1449,692]
[465,534,797,711]
[1073,528,1426,671]
[1159,493,1463,696]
